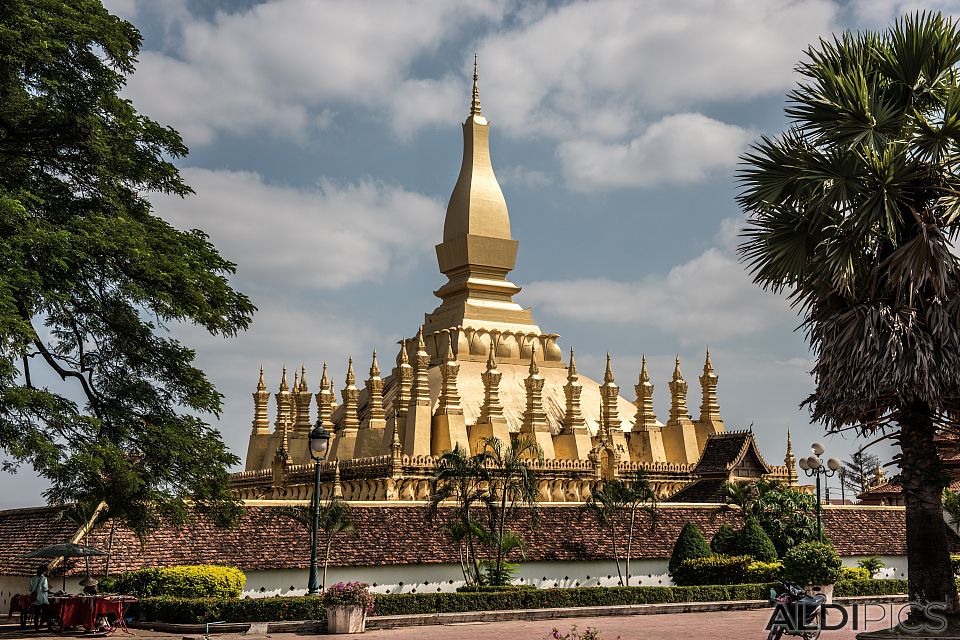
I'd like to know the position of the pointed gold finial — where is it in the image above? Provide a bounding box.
[486,342,497,369]
[320,361,329,388]
[345,356,355,386]
[280,366,289,391]
[568,348,578,379]
[370,351,380,378]
[528,341,539,375]
[445,335,455,362]
[604,352,615,383]
[673,355,683,380]
[398,339,409,365]
[300,365,308,391]
[416,326,425,351]
[258,366,266,391]
[470,52,482,117]
[704,348,713,371]
[639,354,650,383]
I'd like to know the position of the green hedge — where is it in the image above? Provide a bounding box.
[839,567,871,581]
[114,565,246,598]
[134,580,907,624]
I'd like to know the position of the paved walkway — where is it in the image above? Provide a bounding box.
[2,608,882,639]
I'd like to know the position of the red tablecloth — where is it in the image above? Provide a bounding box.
[56,596,131,631]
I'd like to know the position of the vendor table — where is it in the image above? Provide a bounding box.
[53,595,137,633]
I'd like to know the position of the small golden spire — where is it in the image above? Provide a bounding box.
[604,353,615,384]
[416,326,426,351]
[345,356,355,387]
[320,361,329,389]
[445,335,455,362]
[704,348,714,372]
[280,366,289,391]
[257,366,266,391]
[300,365,308,392]
[568,348,578,379]
[486,342,497,369]
[470,52,482,117]
[292,369,299,392]
[673,355,683,381]
[639,354,650,383]
[370,350,380,378]
[528,342,539,375]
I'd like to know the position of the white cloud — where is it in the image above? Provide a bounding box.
[476,0,838,136]
[520,225,797,342]
[557,113,753,190]
[124,0,504,144]
[847,0,960,27]
[498,164,554,189]
[154,168,443,290]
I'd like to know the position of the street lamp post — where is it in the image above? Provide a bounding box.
[798,442,841,542]
[307,418,331,596]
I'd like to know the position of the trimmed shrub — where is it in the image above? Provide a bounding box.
[710,524,737,555]
[734,518,778,562]
[840,567,871,581]
[456,585,537,593]
[833,579,908,597]
[669,522,712,575]
[746,561,783,583]
[114,565,245,598]
[133,579,909,624]
[672,555,752,586]
[857,556,885,578]
[782,542,842,586]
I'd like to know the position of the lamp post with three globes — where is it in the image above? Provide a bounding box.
[798,442,842,542]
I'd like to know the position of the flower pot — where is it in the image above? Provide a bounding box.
[325,605,366,634]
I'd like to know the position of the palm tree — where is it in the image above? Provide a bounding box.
[738,12,960,613]
[275,498,355,591]
[428,444,490,585]
[479,436,542,586]
[581,476,658,586]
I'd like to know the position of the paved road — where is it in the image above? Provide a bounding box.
[0,608,883,639]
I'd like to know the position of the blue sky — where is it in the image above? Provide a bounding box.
[6,0,954,507]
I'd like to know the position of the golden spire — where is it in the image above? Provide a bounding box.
[292,369,299,395]
[669,356,691,422]
[425,59,539,336]
[784,428,797,484]
[320,361,329,389]
[471,52,482,117]
[345,356,355,387]
[562,348,586,433]
[294,364,312,435]
[699,349,721,421]
[300,365,308,392]
[436,332,463,415]
[280,366,289,392]
[257,366,266,391]
[600,352,621,432]
[410,328,431,407]
[479,338,504,423]
[528,341,540,376]
[252,367,270,435]
[393,339,413,423]
[633,354,657,431]
[316,361,333,429]
[366,351,385,423]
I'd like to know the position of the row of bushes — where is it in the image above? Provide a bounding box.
[134,579,908,624]
[105,566,246,598]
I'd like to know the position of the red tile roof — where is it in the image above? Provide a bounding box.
[0,503,934,576]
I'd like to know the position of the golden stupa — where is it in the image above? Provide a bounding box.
[232,61,794,502]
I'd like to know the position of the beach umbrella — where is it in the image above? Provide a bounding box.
[27,543,108,590]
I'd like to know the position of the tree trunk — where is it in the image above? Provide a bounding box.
[323,537,333,592]
[105,522,116,577]
[495,486,508,585]
[626,508,636,587]
[610,522,623,586]
[898,401,959,616]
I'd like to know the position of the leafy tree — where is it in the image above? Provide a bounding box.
[710,524,738,556]
[428,444,490,586]
[738,12,960,612]
[721,479,817,556]
[581,475,658,586]
[842,450,881,497]
[479,436,542,586]
[668,522,712,576]
[0,0,254,532]
[858,555,886,578]
[734,517,779,562]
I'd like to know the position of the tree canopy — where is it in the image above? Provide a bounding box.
[0,0,255,534]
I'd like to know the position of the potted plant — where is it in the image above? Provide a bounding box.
[782,541,842,603]
[323,581,374,634]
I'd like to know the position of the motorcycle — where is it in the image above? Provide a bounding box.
[767,580,828,640]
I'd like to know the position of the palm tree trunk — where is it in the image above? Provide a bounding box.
[610,523,623,586]
[104,522,116,577]
[626,508,636,587]
[496,485,508,585]
[466,523,482,586]
[898,401,959,616]
[322,536,333,592]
